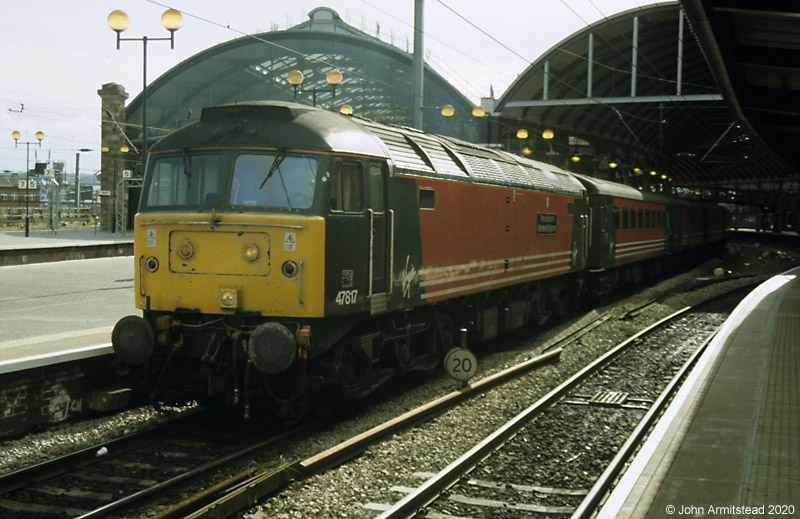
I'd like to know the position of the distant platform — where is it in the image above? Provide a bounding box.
[0,227,133,265]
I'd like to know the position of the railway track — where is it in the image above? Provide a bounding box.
[374,289,746,519]
[1,309,605,519]
[139,288,744,518]
[0,279,755,519]
[0,410,315,519]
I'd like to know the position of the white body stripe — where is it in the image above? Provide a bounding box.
[420,251,572,300]
[615,237,665,260]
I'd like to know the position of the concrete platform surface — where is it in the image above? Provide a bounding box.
[0,256,136,362]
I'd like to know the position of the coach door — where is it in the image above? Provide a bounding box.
[367,161,390,314]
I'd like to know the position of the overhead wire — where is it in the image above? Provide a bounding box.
[522,0,731,164]
[129,0,732,170]
[571,0,725,146]
[358,0,514,101]
[140,0,491,129]
[142,0,415,100]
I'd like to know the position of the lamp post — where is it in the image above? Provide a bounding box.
[516,128,528,156]
[287,69,343,107]
[75,148,92,209]
[102,145,130,233]
[11,130,44,237]
[108,9,182,167]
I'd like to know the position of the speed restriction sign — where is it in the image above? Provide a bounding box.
[444,348,478,383]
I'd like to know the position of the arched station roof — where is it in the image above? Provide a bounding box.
[681,0,800,178]
[494,1,796,192]
[125,7,481,148]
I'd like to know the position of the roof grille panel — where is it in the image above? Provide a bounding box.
[363,123,435,174]
[494,160,531,187]
[461,154,506,183]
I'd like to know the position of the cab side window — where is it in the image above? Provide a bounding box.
[329,161,363,212]
[369,162,386,213]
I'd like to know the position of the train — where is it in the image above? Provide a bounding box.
[111,101,727,417]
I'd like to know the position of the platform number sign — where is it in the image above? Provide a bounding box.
[444,348,478,383]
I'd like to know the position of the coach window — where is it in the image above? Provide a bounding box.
[645,210,651,228]
[630,207,637,229]
[613,207,620,230]
[329,161,364,212]
[622,207,629,229]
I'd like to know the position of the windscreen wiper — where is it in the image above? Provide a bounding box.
[259,147,286,190]
[182,149,191,186]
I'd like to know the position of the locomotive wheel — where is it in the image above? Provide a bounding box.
[333,343,364,396]
[392,339,412,370]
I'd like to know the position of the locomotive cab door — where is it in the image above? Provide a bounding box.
[326,159,370,316]
[367,161,390,314]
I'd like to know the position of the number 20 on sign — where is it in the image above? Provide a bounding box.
[444,348,478,385]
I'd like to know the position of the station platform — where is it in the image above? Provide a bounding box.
[0,230,138,436]
[598,266,800,518]
[0,228,135,373]
[0,227,132,251]
[0,227,133,267]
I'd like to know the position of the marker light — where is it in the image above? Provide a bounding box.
[244,244,259,261]
[177,240,194,259]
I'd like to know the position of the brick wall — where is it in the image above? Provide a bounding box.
[0,355,140,438]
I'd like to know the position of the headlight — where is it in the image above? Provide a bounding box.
[244,244,259,261]
[145,256,159,273]
[281,260,298,278]
[177,239,194,259]
[219,288,238,308]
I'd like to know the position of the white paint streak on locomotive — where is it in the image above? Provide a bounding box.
[400,255,417,298]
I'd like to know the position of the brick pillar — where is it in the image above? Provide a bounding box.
[98,83,129,232]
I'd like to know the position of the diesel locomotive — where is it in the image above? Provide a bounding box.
[112,101,726,416]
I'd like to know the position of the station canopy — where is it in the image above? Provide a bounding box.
[120,3,796,197]
[124,7,482,150]
[494,2,797,193]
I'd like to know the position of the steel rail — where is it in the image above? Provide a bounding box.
[376,306,692,519]
[74,422,317,519]
[0,409,201,495]
[569,326,720,519]
[169,347,565,519]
